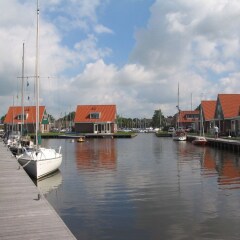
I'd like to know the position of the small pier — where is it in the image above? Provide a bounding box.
[0,142,76,239]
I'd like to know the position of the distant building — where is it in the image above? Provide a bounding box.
[4,106,50,134]
[74,105,117,133]
[175,110,199,130]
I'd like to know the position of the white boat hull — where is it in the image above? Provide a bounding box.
[172,132,187,141]
[173,136,187,141]
[18,148,62,179]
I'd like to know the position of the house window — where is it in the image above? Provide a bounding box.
[217,105,221,119]
[90,112,101,119]
[185,114,198,120]
[15,114,28,120]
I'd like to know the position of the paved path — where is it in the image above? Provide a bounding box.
[0,141,76,240]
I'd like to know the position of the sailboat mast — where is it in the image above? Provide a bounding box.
[200,102,205,136]
[177,82,179,111]
[35,0,40,146]
[21,43,25,137]
[177,82,180,129]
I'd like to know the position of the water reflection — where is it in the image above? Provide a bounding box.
[42,137,240,240]
[201,148,217,177]
[215,154,240,190]
[74,138,117,171]
[174,141,240,190]
[34,170,62,195]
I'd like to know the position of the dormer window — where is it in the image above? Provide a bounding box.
[90,112,100,119]
[15,114,28,120]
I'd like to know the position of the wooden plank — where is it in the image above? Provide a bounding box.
[0,142,76,240]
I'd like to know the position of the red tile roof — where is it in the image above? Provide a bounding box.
[74,105,116,123]
[218,94,240,118]
[4,106,45,124]
[178,110,199,123]
[201,100,217,121]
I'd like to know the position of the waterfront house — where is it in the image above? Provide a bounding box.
[4,106,50,134]
[74,105,117,134]
[175,110,199,130]
[214,94,240,136]
[201,100,217,134]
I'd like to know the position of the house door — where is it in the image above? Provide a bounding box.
[231,120,235,131]
[93,123,111,133]
[101,124,106,133]
[94,124,98,133]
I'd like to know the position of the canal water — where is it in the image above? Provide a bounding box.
[40,134,240,240]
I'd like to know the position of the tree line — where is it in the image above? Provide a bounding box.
[117,109,171,130]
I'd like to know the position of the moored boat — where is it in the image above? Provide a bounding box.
[17,1,62,179]
[192,136,207,146]
[192,101,207,146]
[17,147,62,179]
[172,130,187,141]
[173,83,187,141]
[77,136,85,142]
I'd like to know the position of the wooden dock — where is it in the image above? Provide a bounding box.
[0,142,76,240]
[187,135,240,153]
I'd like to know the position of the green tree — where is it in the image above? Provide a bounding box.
[48,114,55,123]
[1,114,6,124]
[151,109,165,128]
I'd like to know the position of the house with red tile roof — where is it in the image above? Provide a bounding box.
[214,94,240,135]
[4,106,50,134]
[175,110,199,130]
[74,105,117,133]
[201,100,217,133]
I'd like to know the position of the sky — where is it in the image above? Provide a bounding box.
[1,0,240,119]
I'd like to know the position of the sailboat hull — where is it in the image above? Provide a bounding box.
[192,136,207,146]
[172,131,187,141]
[18,148,62,179]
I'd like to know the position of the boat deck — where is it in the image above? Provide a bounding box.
[0,141,76,239]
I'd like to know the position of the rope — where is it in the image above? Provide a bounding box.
[22,159,31,168]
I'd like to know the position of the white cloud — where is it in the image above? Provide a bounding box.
[218,73,240,93]
[127,0,240,115]
[74,35,112,63]
[166,12,187,33]
[41,0,108,32]
[1,0,240,120]
[0,0,112,117]
[94,24,113,34]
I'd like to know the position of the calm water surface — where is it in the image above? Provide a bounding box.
[40,134,240,240]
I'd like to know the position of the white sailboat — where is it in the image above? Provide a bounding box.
[9,43,35,156]
[173,83,187,141]
[17,0,62,179]
[192,102,207,146]
[172,130,187,141]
